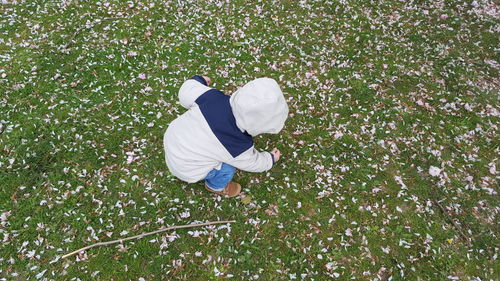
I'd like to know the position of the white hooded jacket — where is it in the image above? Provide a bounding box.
[163,76,288,183]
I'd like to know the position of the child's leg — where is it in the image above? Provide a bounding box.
[204,163,236,190]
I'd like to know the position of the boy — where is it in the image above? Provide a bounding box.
[163,75,288,197]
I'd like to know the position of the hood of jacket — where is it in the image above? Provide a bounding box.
[229,77,289,137]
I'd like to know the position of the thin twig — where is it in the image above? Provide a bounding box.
[61,17,124,50]
[432,199,471,246]
[62,220,235,259]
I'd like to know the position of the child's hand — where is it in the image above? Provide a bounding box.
[202,76,212,86]
[271,148,281,162]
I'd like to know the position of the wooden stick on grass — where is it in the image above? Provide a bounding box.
[62,220,236,259]
[432,199,471,246]
[61,17,124,50]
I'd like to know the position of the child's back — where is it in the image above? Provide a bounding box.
[164,75,288,196]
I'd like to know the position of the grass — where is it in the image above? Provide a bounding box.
[0,0,499,280]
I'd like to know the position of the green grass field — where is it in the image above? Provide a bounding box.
[1,0,499,280]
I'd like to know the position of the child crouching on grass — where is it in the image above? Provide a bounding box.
[163,75,288,197]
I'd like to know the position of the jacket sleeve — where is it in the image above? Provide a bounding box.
[225,146,274,173]
[178,75,211,109]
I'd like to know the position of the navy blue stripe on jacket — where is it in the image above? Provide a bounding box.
[191,75,208,86]
[195,89,253,158]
